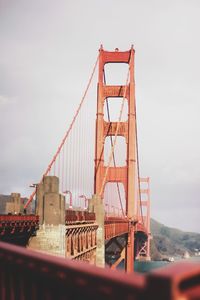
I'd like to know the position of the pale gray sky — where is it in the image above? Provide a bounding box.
[0,0,200,232]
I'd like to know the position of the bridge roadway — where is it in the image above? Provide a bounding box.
[65,210,147,237]
[0,211,147,263]
[0,214,39,245]
[0,212,146,242]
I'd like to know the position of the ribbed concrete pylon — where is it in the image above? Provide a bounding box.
[94,46,136,272]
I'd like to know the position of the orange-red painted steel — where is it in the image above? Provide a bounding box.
[0,241,200,300]
[65,210,98,261]
[65,210,96,224]
[24,55,99,209]
[94,46,136,272]
[104,217,129,240]
[136,177,151,259]
[0,215,39,223]
[145,262,200,300]
[0,215,39,236]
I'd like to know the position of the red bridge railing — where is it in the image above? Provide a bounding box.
[104,217,129,240]
[0,215,39,222]
[0,241,199,300]
[0,215,39,237]
[65,210,95,224]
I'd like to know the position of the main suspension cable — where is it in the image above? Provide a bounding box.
[135,99,144,224]
[24,54,99,209]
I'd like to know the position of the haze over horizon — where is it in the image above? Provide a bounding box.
[0,0,200,233]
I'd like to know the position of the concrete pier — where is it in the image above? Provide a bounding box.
[28,176,66,257]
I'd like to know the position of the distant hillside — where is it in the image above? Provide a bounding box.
[150,219,200,260]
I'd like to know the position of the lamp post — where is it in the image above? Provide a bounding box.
[29,183,37,214]
[79,195,88,210]
[29,183,37,188]
[64,190,73,209]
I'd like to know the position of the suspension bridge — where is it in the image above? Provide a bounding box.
[0,46,199,299]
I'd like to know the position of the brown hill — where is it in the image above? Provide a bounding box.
[150,219,200,260]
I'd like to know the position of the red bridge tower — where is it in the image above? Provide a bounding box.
[94,46,136,272]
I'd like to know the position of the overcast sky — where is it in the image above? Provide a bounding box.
[0,0,200,232]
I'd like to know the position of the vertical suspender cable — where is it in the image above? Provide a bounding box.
[135,102,144,224]
[25,54,99,209]
[62,143,65,192]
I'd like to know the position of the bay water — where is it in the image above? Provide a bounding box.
[134,256,200,274]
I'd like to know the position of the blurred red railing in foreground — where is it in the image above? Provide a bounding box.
[0,242,200,300]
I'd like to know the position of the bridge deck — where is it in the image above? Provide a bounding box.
[0,213,148,244]
[0,215,39,245]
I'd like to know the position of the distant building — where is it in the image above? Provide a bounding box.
[183,251,190,259]
[0,194,34,214]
